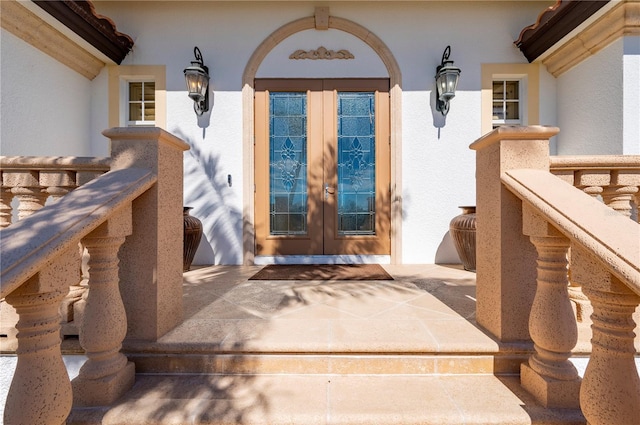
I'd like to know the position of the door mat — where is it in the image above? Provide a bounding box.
[249,264,393,281]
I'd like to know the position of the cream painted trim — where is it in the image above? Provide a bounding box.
[242,11,402,265]
[481,64,540,135]
[108,66,167,130]
[542,1,640,77]
[0,0,104,80]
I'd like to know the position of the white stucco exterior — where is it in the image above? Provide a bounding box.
[623,36,640,155]
[0,30,94,156]
[557,39,625,155]
[2,1,636,265]
[88,1,548,265]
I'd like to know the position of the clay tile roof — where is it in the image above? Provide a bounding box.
[515,0,609,62]
[33,0,133,64]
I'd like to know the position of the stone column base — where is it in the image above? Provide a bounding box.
[72,361,135,406]
[521,362,581,408]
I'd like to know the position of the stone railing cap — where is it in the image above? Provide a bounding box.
[470,125,560,151]
[102,127,190,152]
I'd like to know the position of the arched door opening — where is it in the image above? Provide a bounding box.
[242,10,402,264]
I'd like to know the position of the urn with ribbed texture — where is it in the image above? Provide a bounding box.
[183,207,202,271]
[449,206,476,272]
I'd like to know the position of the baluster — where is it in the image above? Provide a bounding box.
[0,187,16,344]
[12,186,47,220]
[59,244,85,334]
[3,252,78,425]
[41,170,76,201]
[604,170,640,221]
[521,205,580,408]
[570,173,608,325]
[3,170,46,220]
[0,187,14,228]
[579,185,604,198]
[601,185,638,219]
[72,206,135,406]
[40,171,84,330]
[571,245,640,425]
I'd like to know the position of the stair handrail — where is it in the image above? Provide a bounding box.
[502,168,640,295]
[1,168,156,297]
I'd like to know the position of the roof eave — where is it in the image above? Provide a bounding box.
[515,0,610,63]
[33,0,133,65]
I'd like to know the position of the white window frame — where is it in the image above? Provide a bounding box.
[123,79,156,127]
[491,76,527,128]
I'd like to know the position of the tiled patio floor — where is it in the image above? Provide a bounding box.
[125,263,604,357]
[147,264,497,354]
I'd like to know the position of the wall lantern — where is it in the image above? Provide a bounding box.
[183,46,210,115]
[434,45,461,116]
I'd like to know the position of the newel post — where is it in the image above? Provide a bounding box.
[105,127,190,341]
[469,126,559,341]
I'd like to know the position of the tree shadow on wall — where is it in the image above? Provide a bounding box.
[173,129,243,265]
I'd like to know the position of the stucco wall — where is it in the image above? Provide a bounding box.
[91,1,551,265]
[0,30,93,156]
[623,36,640,155]
[556,39,625,155]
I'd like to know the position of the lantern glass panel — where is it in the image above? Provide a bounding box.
[445,72,458,94]
[185,69,208,99]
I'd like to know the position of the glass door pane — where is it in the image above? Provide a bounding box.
[336,92,376,236]
[269,92,308,236]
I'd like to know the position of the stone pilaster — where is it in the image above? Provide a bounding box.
[469,126,559,341]
[105,127,189,341]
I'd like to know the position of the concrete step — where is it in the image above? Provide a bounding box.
[67,373,586,425]
[126,351,529,376]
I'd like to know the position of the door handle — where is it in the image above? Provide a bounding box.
[324,183,335,199]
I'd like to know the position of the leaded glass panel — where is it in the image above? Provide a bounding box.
[337,92,376,236]
[269,92,308,235]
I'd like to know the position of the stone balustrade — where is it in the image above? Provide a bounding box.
[0,157,111,343]
[550,156,640,325]
[0,156,111,228]
[1,128,189,425]
[472,126,640,425]
[550,156,640,221]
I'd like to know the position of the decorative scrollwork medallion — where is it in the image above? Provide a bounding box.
[289,46,355,60]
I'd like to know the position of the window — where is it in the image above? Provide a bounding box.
[127,81,155,126]
[492,79,521,128]
[108,65,166,129]
[481,64,539,134]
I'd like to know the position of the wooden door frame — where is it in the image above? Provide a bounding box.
[254,78,390,257]
[254,79,324,256]
[321,79,391,255]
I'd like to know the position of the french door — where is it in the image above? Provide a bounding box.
[254,79,390,256]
